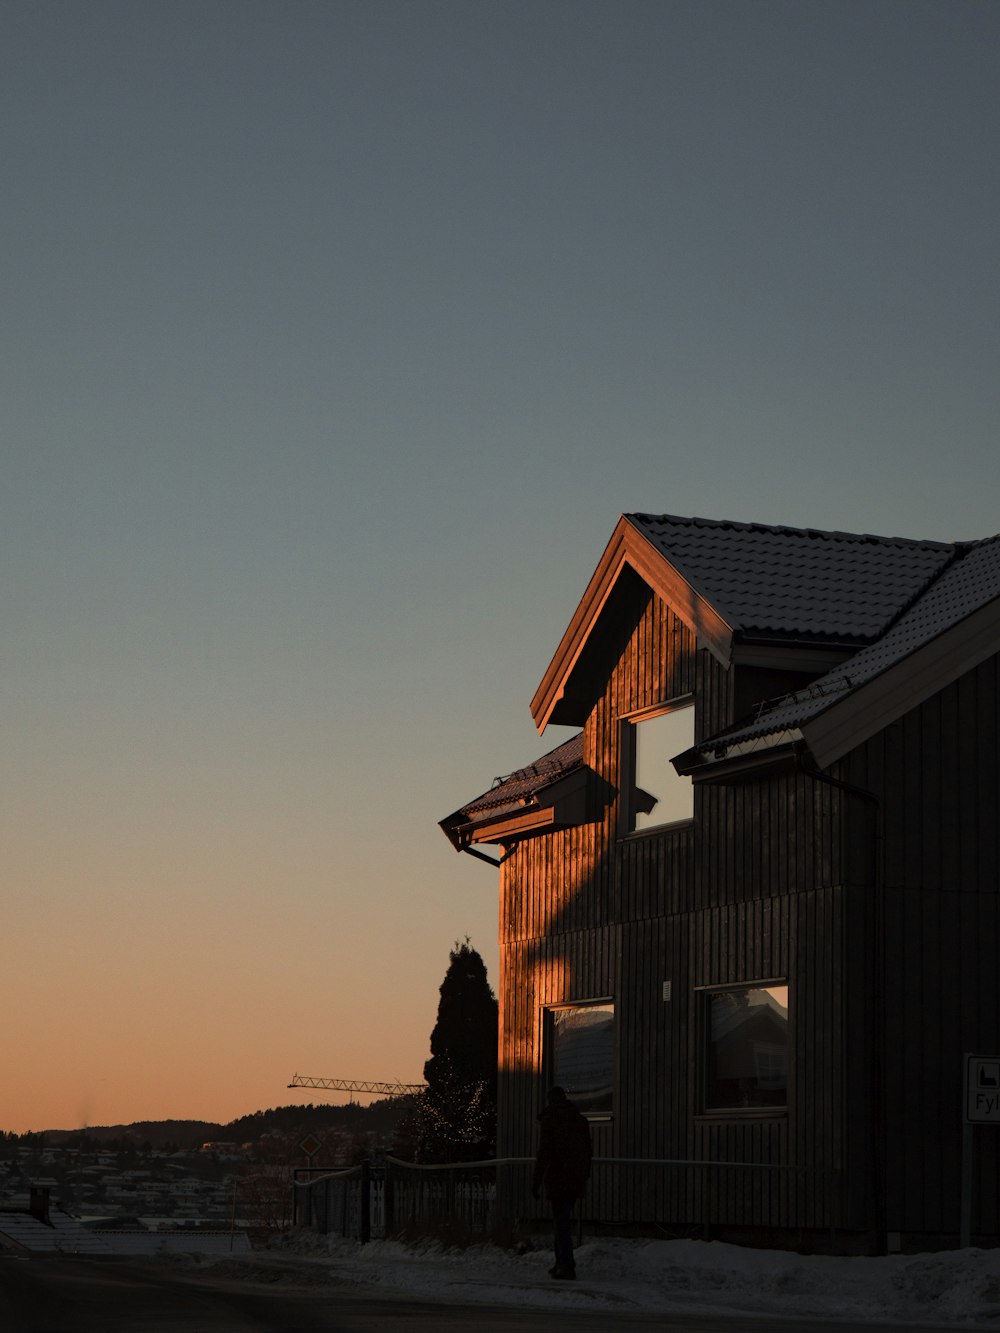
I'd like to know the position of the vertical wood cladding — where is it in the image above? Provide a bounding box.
[845,652,1000,1239]
[498,587,849,1233]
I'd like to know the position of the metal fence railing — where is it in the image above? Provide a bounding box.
[383,1155,501,1238]
[292,1163,369,1239]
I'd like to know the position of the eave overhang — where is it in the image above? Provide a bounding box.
[439,764,592,852]
[676,590,1000,781]
[729,642,861,672]
[802,589,1000,770]
[530,515,734,731]
[673,734,805,785]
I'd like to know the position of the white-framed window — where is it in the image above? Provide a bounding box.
[621,698,694,834]
[545,1000,615,1118]
[702,982,789,1111]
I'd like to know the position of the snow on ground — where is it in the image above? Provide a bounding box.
[218,1231,1000,1327]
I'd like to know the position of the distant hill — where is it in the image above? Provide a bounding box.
[42,1120,221,1149]
[35,1099,409,1151]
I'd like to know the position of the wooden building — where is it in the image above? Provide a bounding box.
[441,513,1000,1253]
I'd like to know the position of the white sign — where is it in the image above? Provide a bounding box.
[965,1054,1000,1123]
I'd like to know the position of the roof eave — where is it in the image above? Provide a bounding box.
[439,764,591,850]
[683,590,1000,778]
[445,806,557,849]
[673,734,806,785]
[801,593,1000,769]
[730,640,865,672]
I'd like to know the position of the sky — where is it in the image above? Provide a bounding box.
[2,0,998,1134]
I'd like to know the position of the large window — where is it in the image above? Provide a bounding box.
[703,983,789,1111]
[622,700,694,833]
[546,1002,615,1117]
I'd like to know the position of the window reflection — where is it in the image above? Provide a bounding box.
[628,704,694,832]
[549,1003,614,1115]
[704,985,789,1110]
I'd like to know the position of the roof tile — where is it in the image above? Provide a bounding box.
[702,535,1000,750]
[629,513,956,642]
[449,733,584,824]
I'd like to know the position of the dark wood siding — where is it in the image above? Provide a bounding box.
[498,586,851,1236]
[844,652,1000,1240]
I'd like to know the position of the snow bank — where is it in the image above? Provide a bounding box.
[260,1231,1000,1325]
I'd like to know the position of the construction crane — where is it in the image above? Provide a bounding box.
[287,1074,425,1097]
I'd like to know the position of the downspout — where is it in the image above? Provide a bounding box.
[796,751,886,1256]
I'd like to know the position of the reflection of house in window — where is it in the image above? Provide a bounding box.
[622,701,694,833]
[547,1002,614,1117]
[704,985,788,1110]
[753,1043,787,1090]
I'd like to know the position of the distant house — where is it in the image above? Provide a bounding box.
[441,513,1000,1253]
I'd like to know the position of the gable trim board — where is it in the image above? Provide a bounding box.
[530,515,733,731]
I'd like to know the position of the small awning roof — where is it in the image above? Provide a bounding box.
[440,734,586,849]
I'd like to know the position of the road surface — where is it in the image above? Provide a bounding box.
[0,1254,973,1332]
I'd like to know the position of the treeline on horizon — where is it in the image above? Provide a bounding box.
[1,1099,408,1151]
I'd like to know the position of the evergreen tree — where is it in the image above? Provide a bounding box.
[398,939,498,1163]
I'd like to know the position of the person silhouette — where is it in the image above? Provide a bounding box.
[531,1086,592,1279]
